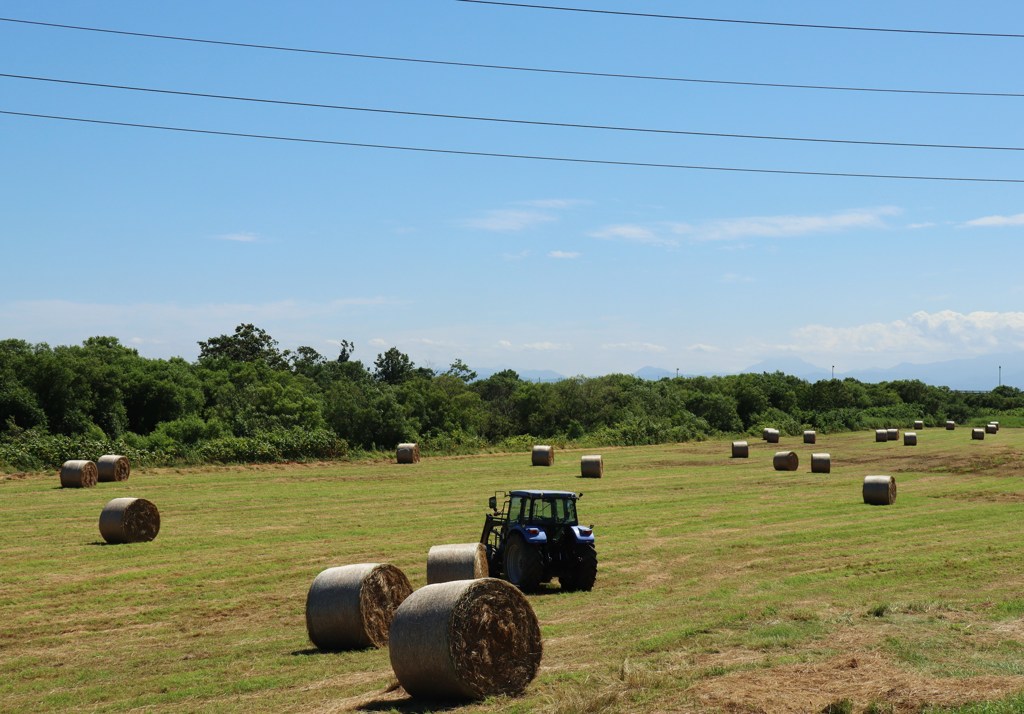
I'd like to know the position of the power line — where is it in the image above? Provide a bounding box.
[4,72,1022,153]
[3,109,1023,184]
[456,1,1024,39]
[1,17,1022,99]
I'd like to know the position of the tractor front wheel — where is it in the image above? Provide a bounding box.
[503,533,543,592]
[560,543,597,592]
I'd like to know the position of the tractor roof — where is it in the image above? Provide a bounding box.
[509,489,577,498]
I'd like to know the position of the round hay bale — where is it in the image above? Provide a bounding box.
[426,543,489,585]
[306,563,413,651]
[773,451,798,471]
[98,497,160,544]
[762,428,771,441]
[396,443,420,464]
[97,454,130,482]
[531,445,554,467]
[863,475,896,506]
[389,578,542,700]
[811,453,831,474]
[59,460,97,488]
[986,423,998,434]
[904,432,918,446]
[764,428,780,444]
[913,420,925,430]
[886,428,899,441]
[803,430,816,444]
[874,429,888,443]
[972,428,985,440]
[946,420,956,430]
[731,441,749,458]
[580,455,603,478]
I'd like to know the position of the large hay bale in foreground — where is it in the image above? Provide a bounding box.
[99,497,160,544]
[426,543,488,585]
[731,441,749,458]
[389,578,542,700]
[972,428,985,440]
[863,475,897,505]
[773,451,799,471]
[803,430,816,444]
[531,445,554,466]
[580,455,603,478]
[97,454,130,482]
[913,420,925,430]
[986,423,998,434]
[946,420,956,430]
[306,563,412,651]
[886,428,899,441]
[904,432,918,446]
[874,429,888,443]
[396,443,420,464]
[60,460,98,488]
[764,428,780,444]
[811,453,831,474]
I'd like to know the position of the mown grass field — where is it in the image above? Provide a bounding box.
[3,427,1024,713]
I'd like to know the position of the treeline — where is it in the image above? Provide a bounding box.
[1,324,1022,471]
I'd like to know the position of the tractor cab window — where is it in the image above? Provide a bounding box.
[533,497,578,525]
[508,496,527,523]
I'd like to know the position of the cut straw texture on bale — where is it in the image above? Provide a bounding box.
[306,563,412,651]
[580,455,603,478]
[904,432,918,446]
[972,428,985,440]
[60,460,98,488]
[811,453,831,474]
[764,428,780,444]
[426,543,489,585]
[731,441,749,458]
[531,445,554,466]
[389,578,542,701]
[396,443,420,464]
[773,451,799,471]
[98,498,160,544]
[97,454,130,482]
[803,430,816,444]
[863,475,897,505]
[875,429,888,443]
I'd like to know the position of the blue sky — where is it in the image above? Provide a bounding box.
[2,0,1024,377]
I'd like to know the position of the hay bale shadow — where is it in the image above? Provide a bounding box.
[356,696,466,713]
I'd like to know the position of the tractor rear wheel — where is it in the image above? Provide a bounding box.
[503,533,543,592]
[560,543,597,592]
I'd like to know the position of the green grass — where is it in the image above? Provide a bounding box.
[3,428,1024,711]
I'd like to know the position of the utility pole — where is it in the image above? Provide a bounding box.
[831,365,835,380]
[676,367,679,379]
[999,365,1002,387]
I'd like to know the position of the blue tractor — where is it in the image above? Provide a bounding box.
[480,490,597,592]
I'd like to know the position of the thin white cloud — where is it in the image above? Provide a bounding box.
[548,250,581,259]
[782,310,1024,356]
[519,199,590,209]
[215,232,260,243]
[601,342,667,353]
[522,341,571,351]
[502,250,531,262]
[679,207,900,241]
[589,224,678,247]
[498,340,513,348]
[368,337,388,347]
[963,213,1024,228]
[460,210,556,232]
[687,344,720,353]
[907,222,937,230]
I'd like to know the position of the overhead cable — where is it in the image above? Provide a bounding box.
[3,109,1023,184]
[456,1,1024,39]
[1,17,1022,98]
[3,72,1021,153]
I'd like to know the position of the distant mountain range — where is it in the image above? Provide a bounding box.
[476,353,1022,390]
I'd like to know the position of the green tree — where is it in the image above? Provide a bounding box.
[198,324,287,369]
[373,347,415,385]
